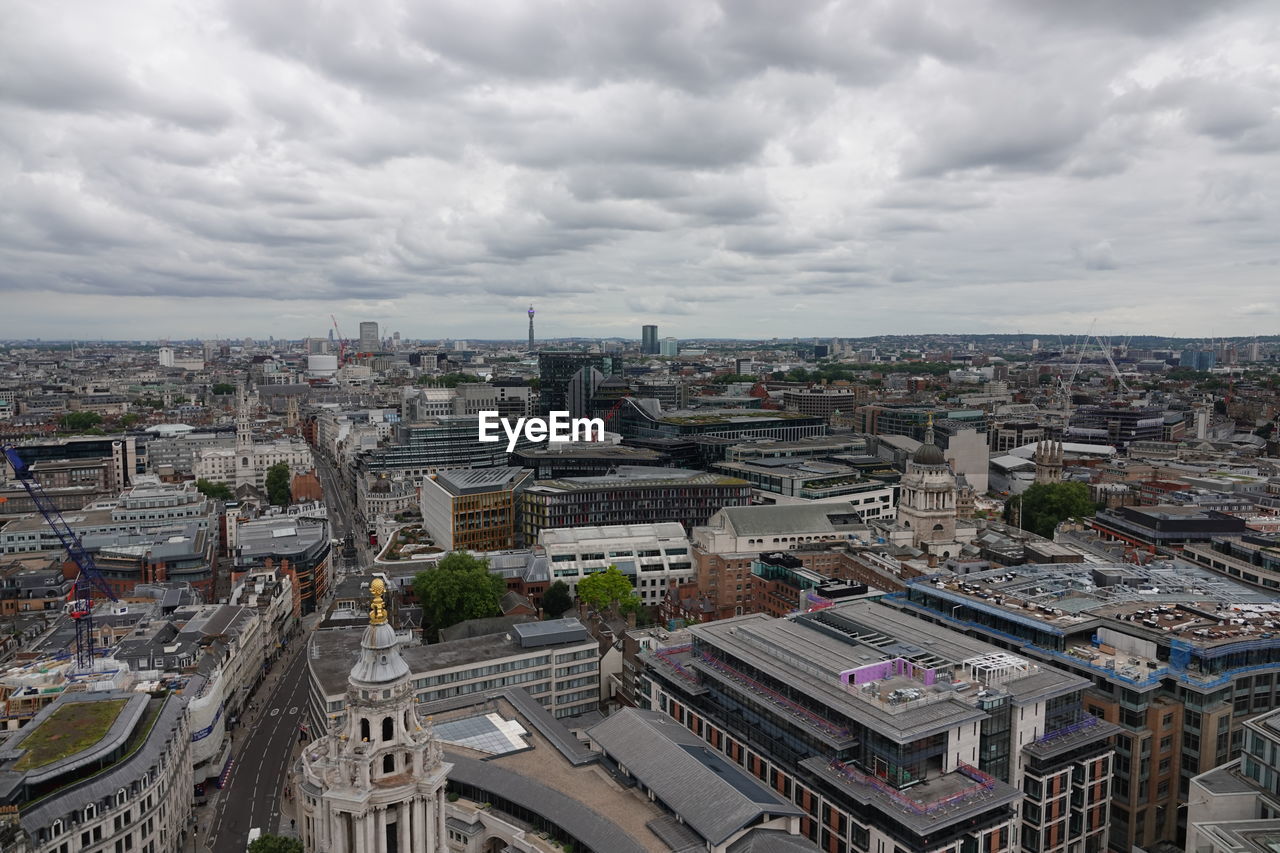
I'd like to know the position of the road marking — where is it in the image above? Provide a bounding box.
[271,708,280,717]
[289,706,298,714]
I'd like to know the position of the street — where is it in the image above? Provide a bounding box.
[313,449,371,568]
[206,637,312,853]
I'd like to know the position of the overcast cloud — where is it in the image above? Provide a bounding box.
[1,0,1278,340]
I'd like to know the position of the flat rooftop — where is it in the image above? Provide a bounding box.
[11,697,129,771]
[539,522,688,547]
[688,600,1083,744]
[431,467,528,494]
[308,621,592,697]
[912,562,1280,648]
[526,466,748,493]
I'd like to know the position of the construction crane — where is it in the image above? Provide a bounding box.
[602,394,634,428]
[3,446,118,669]
[329,314,349,365]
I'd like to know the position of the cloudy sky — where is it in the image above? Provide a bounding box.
[2,1,1279,341]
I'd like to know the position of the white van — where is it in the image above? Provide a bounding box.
[246,827,262,849]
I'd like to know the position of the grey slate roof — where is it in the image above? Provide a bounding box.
[726,829,822,852]
[588,709,804,847]
[718,503,870,536]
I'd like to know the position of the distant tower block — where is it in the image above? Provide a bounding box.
[528,305,536,352]
[1034,440,1064,485]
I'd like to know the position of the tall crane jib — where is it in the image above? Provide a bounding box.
[3,446,120,669]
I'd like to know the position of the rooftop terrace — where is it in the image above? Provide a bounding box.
[12,698,128,770]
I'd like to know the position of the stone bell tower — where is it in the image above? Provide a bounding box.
[296,579,452,852]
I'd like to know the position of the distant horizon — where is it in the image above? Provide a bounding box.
[3,332,1276,348]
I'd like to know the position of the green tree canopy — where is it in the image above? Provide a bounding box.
[248,835,303,853]
[576,565,641,614]
[265,462,292,506]
[541,580,574,619]
[1009,481,1097,538]
[58,411,103,432]
[195,478,233,501]
[413,552,505,639]
[211,382,236,395]
[417,373,484,387]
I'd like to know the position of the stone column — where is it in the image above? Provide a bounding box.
[330,810,345,853]
[414,796,429,851]
[436,794,447,852]
[398,801,411,852]
[363,811,377,852]
[375,806,387,851]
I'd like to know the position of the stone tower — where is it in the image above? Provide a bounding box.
[1034,440,1064,485]
[896,417,960,554]
[296,579,451,853]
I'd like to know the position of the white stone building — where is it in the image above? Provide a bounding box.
[194,386,313,489]
[539,523,694,607]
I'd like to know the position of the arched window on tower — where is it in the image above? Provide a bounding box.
[360,718,370,741]
[383,754,395,774]
[383,716,394,742]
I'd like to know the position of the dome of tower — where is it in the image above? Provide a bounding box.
[912,442,946,466]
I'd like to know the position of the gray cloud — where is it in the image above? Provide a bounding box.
[1,0,1279,339]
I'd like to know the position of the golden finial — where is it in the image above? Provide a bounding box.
[369,577,388,626]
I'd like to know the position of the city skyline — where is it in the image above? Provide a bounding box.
[3,2,1280,339]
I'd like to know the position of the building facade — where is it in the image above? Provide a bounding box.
[539,523,694,607]
[0,692,192,853]
[518,467,752,541]
[419,467,531,552]
[639,600,1114,853]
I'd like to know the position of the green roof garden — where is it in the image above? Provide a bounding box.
[13,698,128,771]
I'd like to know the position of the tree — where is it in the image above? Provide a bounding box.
[265,462,292,506]
[248,835,303,853]
[1009,482,1097,538]
[58,411,102,432]
[576,565,641,614]
[542,581,573,619]
[211,382,236,395]
[413,552,505,639]
[195,478,233,501]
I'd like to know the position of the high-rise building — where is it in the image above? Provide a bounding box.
[528,304,535,351]
[1180,349,1217,371]
[537,352,621,414]
[659,337,678,357]
[358,321,379,354]
[641,324,658,354]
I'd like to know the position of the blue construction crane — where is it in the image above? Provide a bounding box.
[3,446,119,668]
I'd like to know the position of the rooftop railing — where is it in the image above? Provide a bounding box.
[827,759,997,817]
[696,651,852,740]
